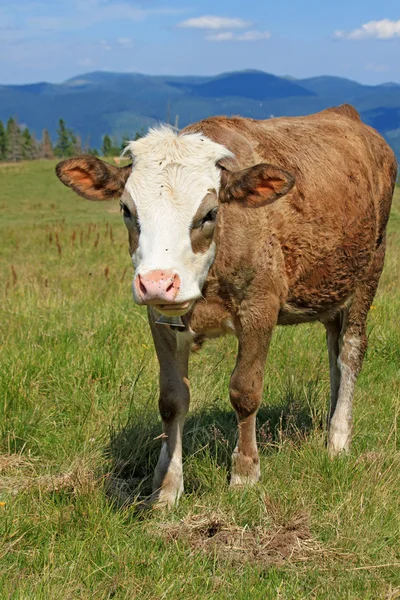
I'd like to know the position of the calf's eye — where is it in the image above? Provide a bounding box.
[121,203,141,232]
[120,202,131,219]
[201,208,218,225]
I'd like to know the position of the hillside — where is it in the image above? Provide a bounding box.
[0,70,399,160]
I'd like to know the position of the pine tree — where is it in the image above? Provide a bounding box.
[0,120,6,161]
[102,134,112,156]
[41,129,54,159]
[87,147,99,157]
[6,117,23,162]
[21,127,36,160]
[68,127,77,155]
[74,135,82,155]
[120,134,131,152]
[54,118,76,158]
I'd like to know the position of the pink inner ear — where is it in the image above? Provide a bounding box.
[247,177,287,206]
[256,177,286,195]
[255,184,275,195]
[66,167,94,189]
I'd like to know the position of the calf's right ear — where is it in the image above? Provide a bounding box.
[55,155,132,201]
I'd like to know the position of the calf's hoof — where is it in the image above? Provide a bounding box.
[149,485,183,510]
[230,449,260,488]
[327,427,351,458]
[152,462,184,509]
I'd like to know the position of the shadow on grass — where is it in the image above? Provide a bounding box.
[104,381,322,505]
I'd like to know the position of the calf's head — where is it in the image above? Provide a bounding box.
[56,127,294,316]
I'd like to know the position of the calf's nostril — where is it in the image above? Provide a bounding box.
[166,280,174,293]
[138,276,147,296]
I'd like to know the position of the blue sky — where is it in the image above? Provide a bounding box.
[1,0,399,84]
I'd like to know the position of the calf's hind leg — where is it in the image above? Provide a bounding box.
[325,241,386,457]
[326,308,366,457]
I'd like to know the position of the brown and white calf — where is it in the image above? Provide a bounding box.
[56,105,397,507]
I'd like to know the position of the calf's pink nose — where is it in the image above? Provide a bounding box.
[136,270,181,303]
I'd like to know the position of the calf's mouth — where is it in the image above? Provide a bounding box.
[154,301,191,317]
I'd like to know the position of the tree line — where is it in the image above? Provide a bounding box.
[0,117,144,162]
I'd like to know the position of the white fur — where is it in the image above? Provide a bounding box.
[123,126,234,303]
[328,334,360,456]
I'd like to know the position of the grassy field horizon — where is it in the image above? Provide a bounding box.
[1,159,399,599]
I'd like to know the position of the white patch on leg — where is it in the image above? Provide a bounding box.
[328,333,361,457]
[230,447,261,487]
[337,335,361,369]
[153,444,184,507]
[152,419,185,508]
[328,363,356,457]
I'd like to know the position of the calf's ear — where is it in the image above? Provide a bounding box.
[55,155,132,201]
[219,163,295,207]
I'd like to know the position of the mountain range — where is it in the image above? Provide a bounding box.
[1,69,399,161]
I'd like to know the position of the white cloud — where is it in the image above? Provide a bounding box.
[178,15,270,42]
[334,19,400,40]
[237,30,271,41]
[205,32,234,41]
[178,15,251,30]
[206,30,271,42]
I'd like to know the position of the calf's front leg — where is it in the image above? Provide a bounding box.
[148,309,191,507]
[229,324,273,487]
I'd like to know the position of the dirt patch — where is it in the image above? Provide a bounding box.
[159,509,319,567]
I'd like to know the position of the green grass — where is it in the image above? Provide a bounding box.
[0,160,399,599]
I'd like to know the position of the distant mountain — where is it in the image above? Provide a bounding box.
[0,70,399,162]
[170,70,315,101]
[298,76,373,100]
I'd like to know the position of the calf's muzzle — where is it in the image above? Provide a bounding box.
[135,269,181,304]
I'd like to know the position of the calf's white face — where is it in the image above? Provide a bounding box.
[121,128,233,314]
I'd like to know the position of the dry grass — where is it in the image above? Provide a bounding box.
[0,453,97,496]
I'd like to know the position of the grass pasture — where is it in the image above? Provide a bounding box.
[0,159,399,599]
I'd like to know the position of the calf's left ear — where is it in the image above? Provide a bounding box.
[55,155,132,201]
[219,163,295,207]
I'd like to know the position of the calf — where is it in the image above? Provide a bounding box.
[56,105,397,507]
